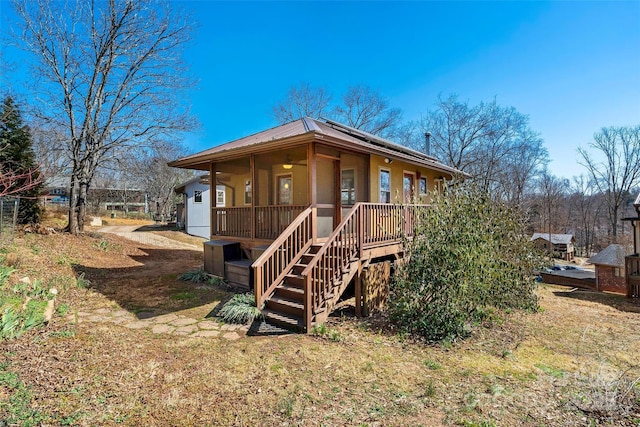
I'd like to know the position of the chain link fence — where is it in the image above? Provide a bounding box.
[0,197,20,239]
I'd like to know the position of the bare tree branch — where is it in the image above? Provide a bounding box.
[12,0,196,233]
[578,125,640,240]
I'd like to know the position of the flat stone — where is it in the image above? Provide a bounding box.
[169,317,198,327]
[110,317,131,325]
[152,324,175,334]
[124,321,149,329]
[221,324,238,331]
[76,311,92,317]
[94,308,111,314]
[174,324,199,334]
[192,330,220,338]
[197,321,220,330]
[222,332,241,340]
[88,315,110,322]
[111,310,131,318]
[151,313,179,324]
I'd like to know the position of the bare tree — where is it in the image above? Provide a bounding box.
[273,83,402,137]
[0,97,42,199]
[132,145,191,218]
[578,125,640,240]
[0,152,40,197]
[333,85,402,137]
[272,83,332,123]
[568,175,604,256]
[536,171,569,252]
[423,94,548,204]
[13,0,195,233]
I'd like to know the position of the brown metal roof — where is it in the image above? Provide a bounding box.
[169,118,468,177]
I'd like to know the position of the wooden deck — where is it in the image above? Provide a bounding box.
[252,203,425,332]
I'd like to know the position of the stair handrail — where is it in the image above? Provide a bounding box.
[299,203,428,330]
[252,206,314,308]
[300,203,363,330]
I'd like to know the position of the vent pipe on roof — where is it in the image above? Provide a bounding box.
[425,132,431,156]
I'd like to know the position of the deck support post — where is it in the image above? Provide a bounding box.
[355,262,363,317]
[209,162,216,238]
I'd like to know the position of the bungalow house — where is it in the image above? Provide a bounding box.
[174,174,225,239]
[623,192,640,298]
[530,233,575,261]
[169,117,466,331]
[588,244,626,294]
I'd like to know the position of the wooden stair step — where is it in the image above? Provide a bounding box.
[284,274,304,287]
[275,283,304,301]
[309,243,323,254]
[262,309,304,332]
[266,296,304,316]
[291,263,307,274]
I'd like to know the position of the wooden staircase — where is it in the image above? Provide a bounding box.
[252,203,420,333]
[262,243,322,331]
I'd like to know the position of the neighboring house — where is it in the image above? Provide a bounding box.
[623,192,640,298]
[169,117,467,331]
[41,176,70,205]
[588,244,626,294]
[42,177,147,213]
[530,233,575,261]
[174,175,226,239]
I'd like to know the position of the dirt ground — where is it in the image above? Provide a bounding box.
[1,223,640,426]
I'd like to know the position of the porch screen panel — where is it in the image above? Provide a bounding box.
[317,158,336,238]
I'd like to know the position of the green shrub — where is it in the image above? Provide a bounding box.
[388,183,544,343]
[218,293,262,324]
[178,268,210,283]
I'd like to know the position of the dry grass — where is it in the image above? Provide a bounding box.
[1,228,640,426]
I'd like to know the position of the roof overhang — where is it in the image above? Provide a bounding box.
[168,118,470,178]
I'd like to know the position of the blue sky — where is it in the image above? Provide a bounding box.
[2,1,639,180]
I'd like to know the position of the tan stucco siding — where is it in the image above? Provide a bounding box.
[369,155,449,203]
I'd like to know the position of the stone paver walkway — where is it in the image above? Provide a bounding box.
[80,225,244,340]
[68,308,247,340]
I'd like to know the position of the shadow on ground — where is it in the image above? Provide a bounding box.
[72,247,232,320]
[553,287,640,314]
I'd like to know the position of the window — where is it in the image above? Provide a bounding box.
[216,189,225,207]
[341,169,356,206]
[419,177,427,195]
[194,190,202,203]
[244,180,252,205]
[380,169,391,203]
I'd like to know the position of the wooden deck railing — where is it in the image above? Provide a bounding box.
[256,205,307,240]
[211,205,306,240]
[212,207,251,238]
[301,203,428,330]
[252,207,314,308]
[361,204,422,247]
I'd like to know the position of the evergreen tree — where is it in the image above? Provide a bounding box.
[0,96,42,224]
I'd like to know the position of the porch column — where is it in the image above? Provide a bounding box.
[250,154,256,240]
[307,142,317,242]
[209,162,216,239]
